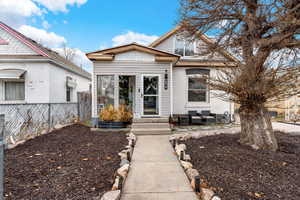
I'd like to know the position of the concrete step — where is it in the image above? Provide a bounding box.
[132,123,170,129]
[133,118,169,123]
[131,128,172,135]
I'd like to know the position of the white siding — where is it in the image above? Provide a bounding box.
[0,62,50,103]
[115,51,154,62]
[173,67,233,115]
[92,55,171,118]
[0,62,90,104]
[0,27,38,55]
[48,63,91,103]
[155,34,175,54]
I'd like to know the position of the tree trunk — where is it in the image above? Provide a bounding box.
[239,105,278,151]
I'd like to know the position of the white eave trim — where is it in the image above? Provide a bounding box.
[0,69,26,79]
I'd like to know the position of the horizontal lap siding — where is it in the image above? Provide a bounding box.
[92,62,171,118]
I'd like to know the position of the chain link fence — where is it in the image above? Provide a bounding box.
[0,92,91,145]
[0,103,78,145]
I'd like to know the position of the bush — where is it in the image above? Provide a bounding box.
[100,104,133,122]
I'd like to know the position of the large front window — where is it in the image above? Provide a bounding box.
[5,81,25,101]
[188,75,208,102]
[97,75,115,111]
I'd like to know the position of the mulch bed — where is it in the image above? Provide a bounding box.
[185,132,300,200]
[4,124,128,200]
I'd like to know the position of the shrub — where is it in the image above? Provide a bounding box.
[99,104,133,122]
[100,105,118,122]
[116,104,133,122]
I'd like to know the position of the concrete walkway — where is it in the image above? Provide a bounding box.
[121,135,198,200]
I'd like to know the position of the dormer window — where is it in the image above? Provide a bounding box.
[175,36,195,57]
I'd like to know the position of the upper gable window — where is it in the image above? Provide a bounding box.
[175,36,195,57]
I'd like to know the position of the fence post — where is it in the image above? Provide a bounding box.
[0,114,5,200]
[77,92,80,122]
[48,103,51,130]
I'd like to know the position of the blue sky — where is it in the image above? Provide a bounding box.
[0,0,180,71]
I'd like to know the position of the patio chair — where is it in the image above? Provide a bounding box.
[201,110,217,124]
[188,110,203,125]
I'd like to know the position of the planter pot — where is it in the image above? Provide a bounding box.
[98,121,128,129]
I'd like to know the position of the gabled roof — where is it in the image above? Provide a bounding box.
[149,26,239,63]
[86,43,180,62]
[0,22,91,80]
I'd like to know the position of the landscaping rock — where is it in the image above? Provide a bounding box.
[117,164,129,178]
[120,159,130,167]
[212,196,221,200]
[185,154,191,161]
[118,152,127,160]
[201,188,215,200]
[186,168,199,180]
[54,124,64,129]
[100,190,121,200]
[180,161,193,170]
[111,177,120,191]
[176,144,187,151]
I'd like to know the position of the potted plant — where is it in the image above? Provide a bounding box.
[99,104,133,128]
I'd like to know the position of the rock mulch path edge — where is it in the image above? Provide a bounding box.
[99,132,137,200]
[169,135,221,200]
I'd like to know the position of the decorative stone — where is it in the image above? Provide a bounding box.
[185,154,191,161]
[180,161,193,170]
[212,196,221,200]
[111,177,119,191]
[120,159,130,167]
[54,124,64,129]
[201,188,215,200]
[117,164,129,178]
[176,144,187,151]
[118,152,127,160]
[186,168,199,180]
[100,190,121,200]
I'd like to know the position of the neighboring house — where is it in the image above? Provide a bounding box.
[87,27,238,122]
[0,22,91,104]
[285,95,300,121]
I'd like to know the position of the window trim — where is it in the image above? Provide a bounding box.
[4,80,25,101]
[174,36,197,57]
[186,74,209,104]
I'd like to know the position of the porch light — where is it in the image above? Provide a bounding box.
[164,70,168,90]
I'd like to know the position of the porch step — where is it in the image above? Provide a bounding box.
[131,128,171,135]
[132,118,169,123]
[132,122,170,129]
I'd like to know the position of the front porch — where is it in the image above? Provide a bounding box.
[96,73,168,119]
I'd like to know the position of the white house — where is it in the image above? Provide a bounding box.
[0,22,91,104]
[87,27,237,123]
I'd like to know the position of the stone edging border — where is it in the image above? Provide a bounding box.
[169,134,221,200]
[99,132,137,200]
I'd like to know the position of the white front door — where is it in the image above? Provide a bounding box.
[141,74,160,117]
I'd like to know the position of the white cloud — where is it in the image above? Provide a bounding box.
[53,47,92,72]
[112,31,158,46]
[0,0,42,27]
[0,0,87,28]
[63,20,68,24]
[33,0,87,12]
[42,20,51,29]
[18,25,66,48]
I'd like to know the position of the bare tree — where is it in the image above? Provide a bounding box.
[62,43,76,62]
[179,0,300,151]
